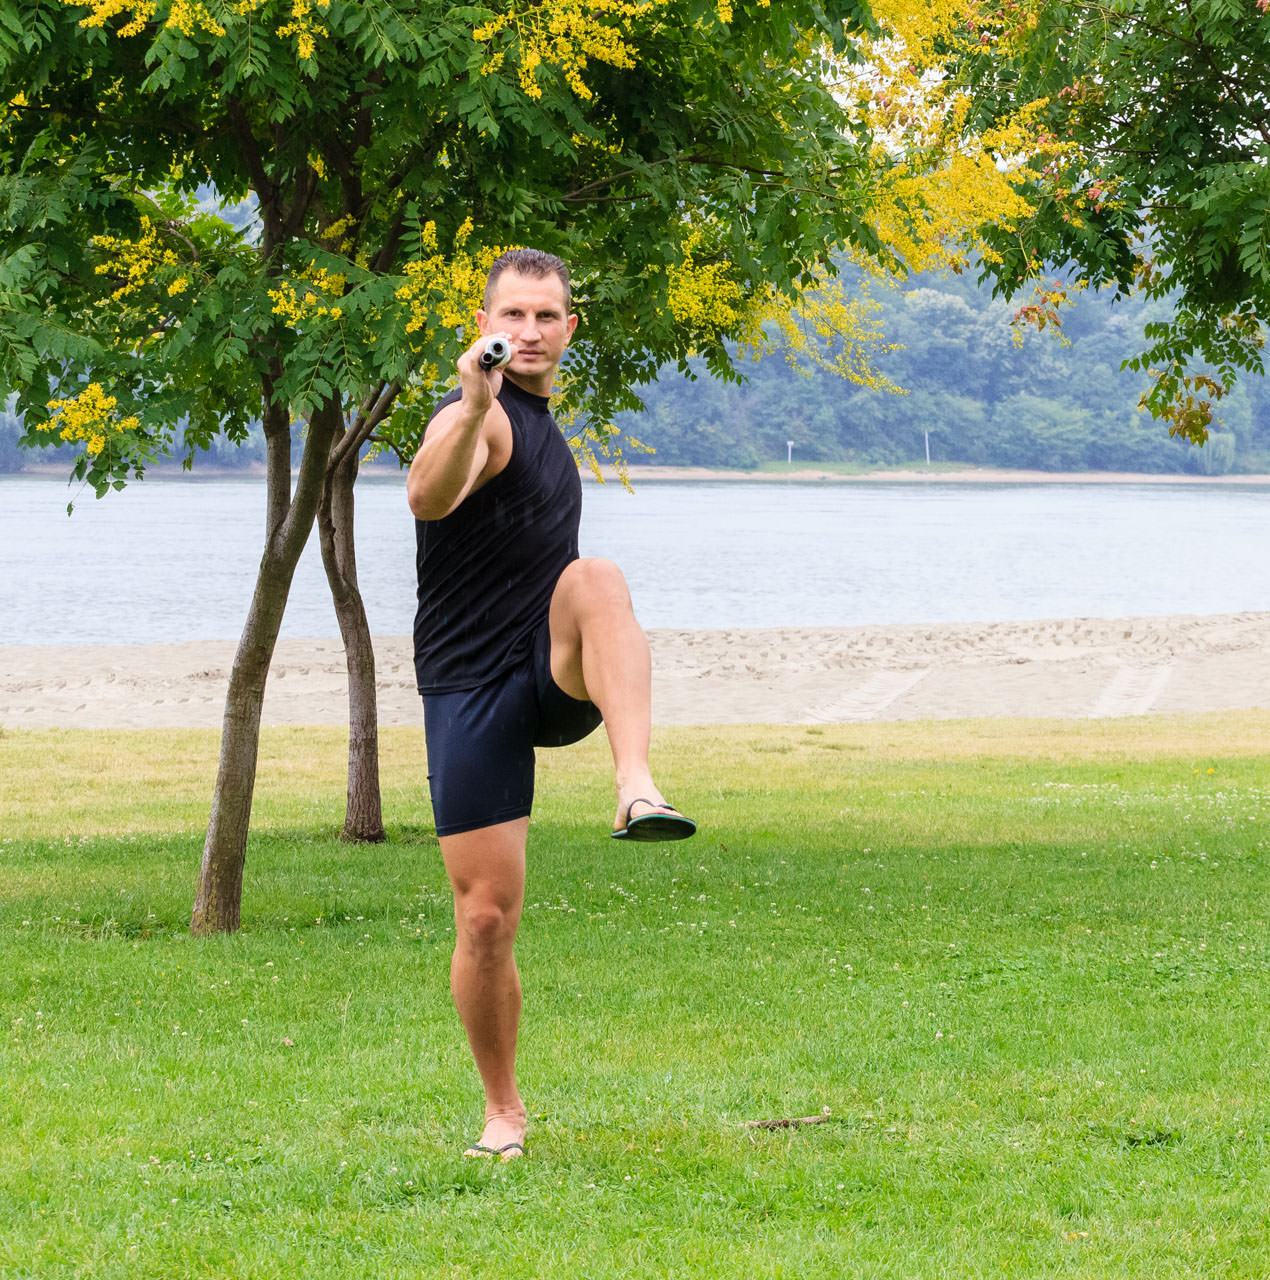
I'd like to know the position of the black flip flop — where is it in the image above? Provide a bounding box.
[611,798,697,842]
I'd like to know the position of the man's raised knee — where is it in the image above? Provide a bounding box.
[560,557,632,614]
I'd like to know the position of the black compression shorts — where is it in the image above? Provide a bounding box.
[421,616,603,837]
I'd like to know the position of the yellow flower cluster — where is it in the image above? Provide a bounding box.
[872,151,1034,273]
[322,213,356,241]
[868,0,974,47]
[268,263,346,325]
[70,0,155,36]
[563,416,625,484]
[64,0,328,55]
[395,219,500,342]
[569,131,624,158]
[664,234,746,333]
[92,216,180,302]
[474,0,662,101]
[276,0,330,60]
[165,0,225,36]
[760,267,902,392]
[662,235,900,396]
[66,0,228,36]
[319,213,358,255]
[549,370,648,486]
[830,0,1058,275]
[45,383,139,456]
[4,91,29,126]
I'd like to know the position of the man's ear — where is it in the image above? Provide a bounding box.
[476,308,490,336]
[565,313,579,340]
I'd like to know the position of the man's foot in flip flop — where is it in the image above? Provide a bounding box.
[611,796,697,843]
[463,1140,525,1162]
[463,1109,527,1162]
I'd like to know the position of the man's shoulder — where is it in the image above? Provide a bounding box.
[424,387,512,436]
[421,386,514,485]
[426,385,464,428]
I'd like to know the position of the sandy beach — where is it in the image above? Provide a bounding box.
[3,612,1268,730]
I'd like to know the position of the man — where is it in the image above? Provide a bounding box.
[407,248,696,1162]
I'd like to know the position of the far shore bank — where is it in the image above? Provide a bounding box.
[12,461,1270,485]
[588,465,1270,485]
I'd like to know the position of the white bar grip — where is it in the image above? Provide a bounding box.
[478,336,512,370]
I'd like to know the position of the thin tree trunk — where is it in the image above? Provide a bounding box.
[190,396,342,936]
[315,379,402,844]
[319,440,386,843]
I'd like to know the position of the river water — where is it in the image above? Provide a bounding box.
[1,473,1267,644]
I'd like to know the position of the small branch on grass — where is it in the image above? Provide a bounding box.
[744,1112,832,1129]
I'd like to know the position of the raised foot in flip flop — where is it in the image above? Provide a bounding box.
[611,796,697,842]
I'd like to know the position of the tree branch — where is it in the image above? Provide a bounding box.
[370,203,409,275]
[561,153,859,203]
[226,97,282,251]
[323,69,385,233]
[325,132,364,223]
[280,167,320,245]
[330,379,401,470]
[354,68,384,155]
[260,361,291,539]
[371,435,415,468]
[380,140,439,197]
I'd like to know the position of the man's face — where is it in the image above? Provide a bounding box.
[478,271,578,383]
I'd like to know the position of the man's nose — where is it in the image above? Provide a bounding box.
[520,315,541,340]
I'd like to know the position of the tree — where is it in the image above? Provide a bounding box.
[614,262,1250,473]
[2,0,933,933]
[3,0,1047,933]
[954,0,1270,441]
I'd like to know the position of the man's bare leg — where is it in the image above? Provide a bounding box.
[548,558,687,832]
[440,816,530,1154]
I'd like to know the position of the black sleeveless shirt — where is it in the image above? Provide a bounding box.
[413,378,582,694]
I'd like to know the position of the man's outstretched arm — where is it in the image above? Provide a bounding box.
[407,334,513,521]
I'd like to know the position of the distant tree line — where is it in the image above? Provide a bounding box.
[6,270,1269,476]
[616,270,1270,474]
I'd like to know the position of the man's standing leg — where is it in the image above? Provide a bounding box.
[548,558,692,834]
[440,817,530,1157]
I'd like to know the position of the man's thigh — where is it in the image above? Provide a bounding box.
[423,672,538,837]
[547,557,633,700]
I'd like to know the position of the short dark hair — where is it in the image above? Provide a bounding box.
[484,248,571,312]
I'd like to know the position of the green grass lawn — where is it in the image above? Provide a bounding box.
[1,715,1267,1278]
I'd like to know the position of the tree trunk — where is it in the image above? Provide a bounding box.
[318,440,386,843]
[190,397,342,935]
